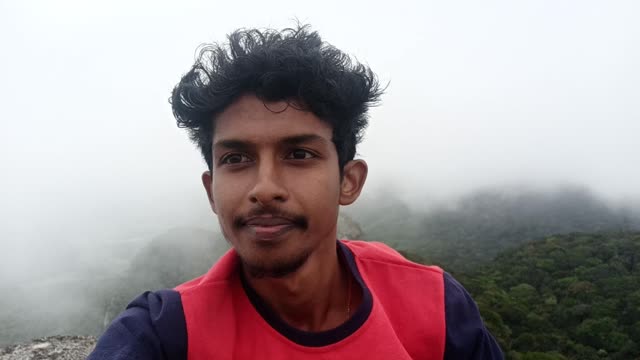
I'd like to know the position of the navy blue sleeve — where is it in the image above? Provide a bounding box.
[87,289,187,360]
[443,272,504,360]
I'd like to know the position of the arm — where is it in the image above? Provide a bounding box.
[87,290,187,360]
[443,272,503,360]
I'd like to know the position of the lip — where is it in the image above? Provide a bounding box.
[244,216,295,241]
[245,216,293,227]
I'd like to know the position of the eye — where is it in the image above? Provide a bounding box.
[285,149,315,160]
[220,153,251,165]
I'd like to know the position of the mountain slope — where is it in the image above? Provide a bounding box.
[349,186,640,271]
[454,232,640,359]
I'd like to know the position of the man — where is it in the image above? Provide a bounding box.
[88,25,503,359]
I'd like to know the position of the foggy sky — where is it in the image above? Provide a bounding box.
[1,1,639,281]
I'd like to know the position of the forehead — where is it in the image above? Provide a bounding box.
[213,95,333,143]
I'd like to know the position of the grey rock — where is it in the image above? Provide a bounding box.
[0,336,96,360]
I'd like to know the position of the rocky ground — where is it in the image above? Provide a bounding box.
[0,336,96,360]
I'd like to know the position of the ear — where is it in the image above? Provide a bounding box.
[339,160,368,206]
[201,171,217,214]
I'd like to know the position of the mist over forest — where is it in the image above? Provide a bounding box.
[2,183,640,359]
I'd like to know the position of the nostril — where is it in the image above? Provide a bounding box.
[248,178,289,205]
[249,194,263,205]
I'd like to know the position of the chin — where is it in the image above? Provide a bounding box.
[240,248,312,279]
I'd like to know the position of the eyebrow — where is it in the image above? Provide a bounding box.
[213,134,330,151]
[280,134,329,146]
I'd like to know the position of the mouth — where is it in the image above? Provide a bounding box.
[244,216,296,241]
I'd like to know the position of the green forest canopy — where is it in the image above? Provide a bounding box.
[442,232,640,360]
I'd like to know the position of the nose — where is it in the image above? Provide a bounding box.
[248,160,288,206]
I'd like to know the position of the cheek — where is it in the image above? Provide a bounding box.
[212,176,246,215]
[295,172,341,211]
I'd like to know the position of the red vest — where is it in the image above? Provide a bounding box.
[176,240,446,359]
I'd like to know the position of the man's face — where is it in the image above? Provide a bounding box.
[202,94,348,277]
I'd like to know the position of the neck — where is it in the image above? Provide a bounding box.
[242,240,355,332]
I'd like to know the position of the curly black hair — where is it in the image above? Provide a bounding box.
[170,24,383,172]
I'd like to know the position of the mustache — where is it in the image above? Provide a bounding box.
[232,205,308,229]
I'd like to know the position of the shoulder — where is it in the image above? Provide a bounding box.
[87,289,187,360]
[341,240,443,276]
[443,273,504,359]
[342,240,503,359]
[341,240,445,305]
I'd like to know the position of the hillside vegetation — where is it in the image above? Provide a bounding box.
[441,232,640,359]
[350,186,639,272]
